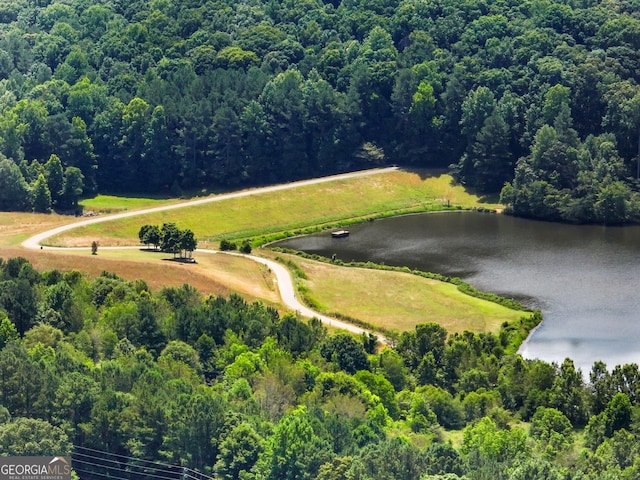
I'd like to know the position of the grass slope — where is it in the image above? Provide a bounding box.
[5,168,526,337]
[80,194,180,213]
[0,246,280,305]
[49,170,499,247]
[0,212,76,247]
[281,253,525,334]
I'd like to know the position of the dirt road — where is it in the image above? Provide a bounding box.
[22,167,396,342]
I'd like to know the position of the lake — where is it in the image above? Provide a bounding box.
[273,211,640,374]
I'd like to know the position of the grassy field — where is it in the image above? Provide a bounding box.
[275,252,526,334]
[0,245,280,306]
[80,194,180,213]
[48,169,500,247]
[2,168,526,338]
[0,212,77,247]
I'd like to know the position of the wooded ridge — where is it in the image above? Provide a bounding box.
[0,0,640,222]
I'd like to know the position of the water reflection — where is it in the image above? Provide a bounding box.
[273,211,640,374]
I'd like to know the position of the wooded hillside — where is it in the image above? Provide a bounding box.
[2,0,640,222]
[2,256,640,479]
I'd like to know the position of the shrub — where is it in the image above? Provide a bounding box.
[220,239,237,251]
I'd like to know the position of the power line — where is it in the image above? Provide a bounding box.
[73,467,137,480]
[74,446,180,470]
[73,445,209,478]
[72,453,179,480]
[73,449,179,474]
[71,445,214,480]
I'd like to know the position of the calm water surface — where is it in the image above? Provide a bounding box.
[274,212,640,374]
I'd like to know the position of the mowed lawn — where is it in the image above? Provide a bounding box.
[289,255,527,334]
[48,169,500,247]
[80,194,180,213]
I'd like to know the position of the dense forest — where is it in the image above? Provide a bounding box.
[1,0,640,222]
[2,256,640,479]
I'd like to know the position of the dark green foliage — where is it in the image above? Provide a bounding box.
[219,240,237,251]
[159,341,200,371]
[320,333,370,374]
[264,406,332,480]
[60,166,84,210]
[1,257,33,281]
[239,241,252,254]
[160,222,181,256]
[162,388,229,471]
[550,358,589,427]
[32,173,52,213]
[276,314,319,357]
[397,322,448,372]
[44,154,64,206]
[377,348,408,391]
[0,417,72,455]
[149,223,198,259]
[41,280,83,332]
[423,443,465,477]
[160,283,201,310]
[1,256,639,478]
[508,458,565,480]
[0,0,639,226]
[585,392,634,449]
[603,393,633,437]
[0,280,38,335]
[129,295,166,357]
[417,385,464,430]
[0,341,55,418]
[215,422,263,480]
[138,224,161,249]
[0,158,31,211]
[52,371,100,434]
[347,437,426,480]
[91,271,128,306]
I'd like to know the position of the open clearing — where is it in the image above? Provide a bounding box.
[48,169,499,247]
[80,194,181,213]
[6,168,524,337]
[0,212,76,247]
[275,253,526,334]
[1,245,280,305]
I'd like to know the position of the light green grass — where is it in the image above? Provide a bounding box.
[51,170,500,247]
[13,168,526,339]
[289,254,528,334]
[80,195,180,213]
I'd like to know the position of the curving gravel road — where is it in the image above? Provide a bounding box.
[21,168,396,342]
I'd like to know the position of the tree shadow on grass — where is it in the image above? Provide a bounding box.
[406,166,502,205]
[162,257,197,264]
[397,166,449,180]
